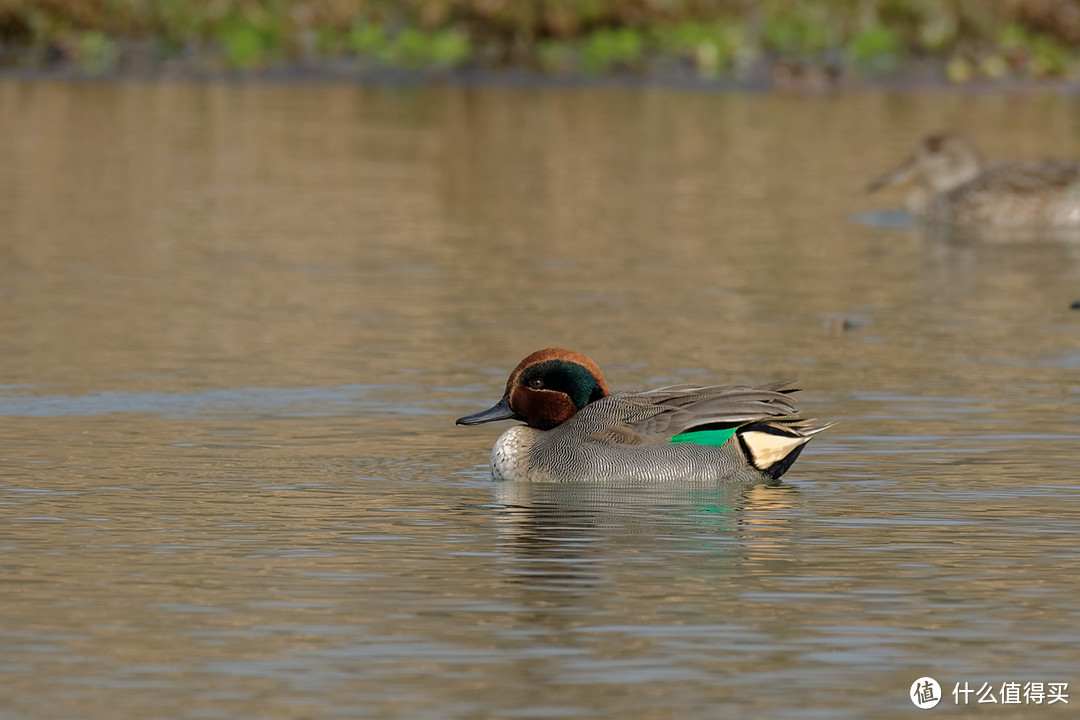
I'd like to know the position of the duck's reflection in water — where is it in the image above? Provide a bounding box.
[488,481,800,598]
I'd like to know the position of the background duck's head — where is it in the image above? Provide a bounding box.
[456,348,610,430]
[868,132,984,196]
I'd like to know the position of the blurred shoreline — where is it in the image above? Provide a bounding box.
[2,2,1079,90]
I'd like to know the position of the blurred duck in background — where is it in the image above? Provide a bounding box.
[867,132,1080,228]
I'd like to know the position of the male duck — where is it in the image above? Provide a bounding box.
[867,132,1080,227]
[457,348,830,483]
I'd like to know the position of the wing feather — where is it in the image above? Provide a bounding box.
[575,382,806,447]
[968,161,1080,195]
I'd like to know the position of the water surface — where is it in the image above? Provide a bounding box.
[1,80,1078,718]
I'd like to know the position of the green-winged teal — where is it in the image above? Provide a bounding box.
[456,348,831,483]
[867,132,1080,227]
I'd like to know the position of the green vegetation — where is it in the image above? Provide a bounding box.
[0,0,1078,84]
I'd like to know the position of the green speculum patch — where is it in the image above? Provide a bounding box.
[670,428,737,447]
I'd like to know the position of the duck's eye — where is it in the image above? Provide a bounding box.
[528,378,544,389]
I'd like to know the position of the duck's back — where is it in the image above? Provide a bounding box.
[938,160,1080,226]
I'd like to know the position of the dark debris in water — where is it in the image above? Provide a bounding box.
[823,314,870,335]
